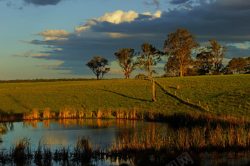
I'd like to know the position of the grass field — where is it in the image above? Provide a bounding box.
[156,74,250,117]
[0,75,249,118]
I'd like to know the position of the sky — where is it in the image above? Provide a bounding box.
[0,0,250,80]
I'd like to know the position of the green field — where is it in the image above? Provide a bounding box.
[156,74,250,117]
[0,75,249,118]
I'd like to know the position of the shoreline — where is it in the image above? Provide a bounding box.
[0,109,250,127]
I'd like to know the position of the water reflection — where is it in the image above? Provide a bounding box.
[22,119,137,129]
[0,123,13,143]
[0,119,250,166]
[0,119,142,152]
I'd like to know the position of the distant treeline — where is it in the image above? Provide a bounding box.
[85,28,250,79]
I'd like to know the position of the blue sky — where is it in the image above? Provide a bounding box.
[0,0,250,80]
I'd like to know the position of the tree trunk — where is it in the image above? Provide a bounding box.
[152,79,156,102]
[180,65,183,77]
[148,65,152,78]
[124,71,129,79]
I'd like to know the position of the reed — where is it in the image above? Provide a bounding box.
[72,137,93,164]
[59,107,78,119]
[34,142,42,165]
[23,108,40,120]
[111,122,250,153]
[1,134,250,166]
[53,147,69,163]
[2,106,250,130]
[42,107,56,119]
[11,138,32,165]
[43,147,52,165]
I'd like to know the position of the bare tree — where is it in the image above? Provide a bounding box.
[86,56,110,80]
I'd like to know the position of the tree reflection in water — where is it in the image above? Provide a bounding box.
[0,120,250,165]
[0,122,13,143]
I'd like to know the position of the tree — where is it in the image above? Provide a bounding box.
[136,43,162,102]
[208,39,225,74]
[246,57,250,72]
[86,56,110,80]
[164,28,198,77]
[227,57,249,74]
[137,43,162,78]
[195,40,225,75]
[114,48,136,79]
[195,51,214,75]
[164,55,179,77]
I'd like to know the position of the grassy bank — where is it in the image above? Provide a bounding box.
[0,74,249,119]
[156,74,250,117]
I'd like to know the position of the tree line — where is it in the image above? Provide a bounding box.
[86,28,250,79]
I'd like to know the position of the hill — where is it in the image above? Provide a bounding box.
[0,75,249,119]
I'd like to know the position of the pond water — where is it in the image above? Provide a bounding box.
[0,119,125,151]
[0,119,250,166]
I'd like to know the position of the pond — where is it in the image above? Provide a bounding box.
[0,119,250,166]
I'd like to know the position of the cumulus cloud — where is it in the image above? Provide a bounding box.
[74,10,140,33]
[142,10,162,18]
[97,10,139,24]
[90,2,250,43]
[75,10,161,34]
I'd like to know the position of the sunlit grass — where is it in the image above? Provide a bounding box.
[156,74,250,117]
[0,79,194,115]
[0,75,249,119]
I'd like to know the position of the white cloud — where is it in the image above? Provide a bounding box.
[39,30,70,41]
[74,10,162,33]
[74,20,97,33]
[142,10,162,18]
[74,10,139,33]
[227,42,250,50]
[97,10,139,24]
